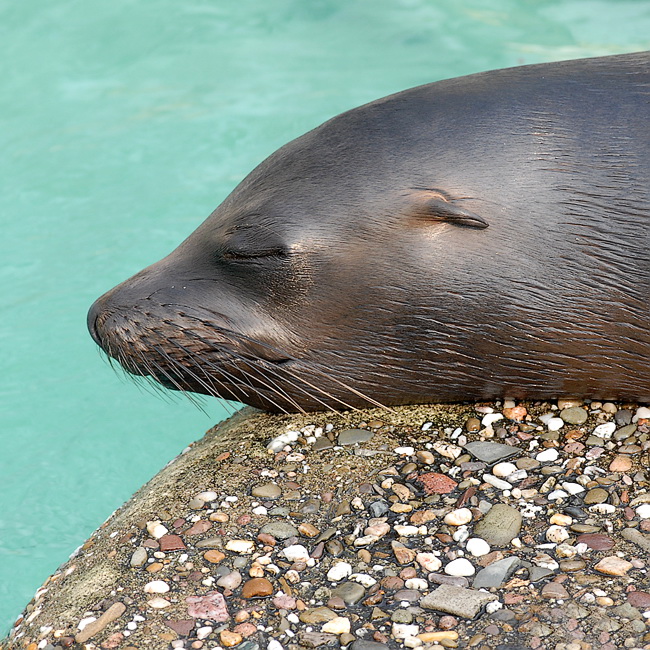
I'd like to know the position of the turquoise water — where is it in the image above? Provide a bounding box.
[1,0,648,634]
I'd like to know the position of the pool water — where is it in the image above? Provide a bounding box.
[1,0,648,634]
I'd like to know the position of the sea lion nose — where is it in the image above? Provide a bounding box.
[87,297,105,347]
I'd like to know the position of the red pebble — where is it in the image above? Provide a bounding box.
[417,472,458,495]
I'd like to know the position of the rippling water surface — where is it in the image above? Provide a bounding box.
[1,0,648,633]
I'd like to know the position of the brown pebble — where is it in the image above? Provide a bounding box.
[75,602,127,644]
[220,630,243,647]
[159,534,186,552]
[204,550,226,564]
[241,577,274,598]
[233,622,257,638]
[576,533,614,550]
[465,417,481,431]
[609,455,633,472]
[298,522,320,537]
[257,533,276,546]
[628,591,650,608]
[145,562,164,573]
[185,520,212,535]
[594,556,633,576]
[541,582,569,599]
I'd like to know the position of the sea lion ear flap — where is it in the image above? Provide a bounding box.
[407,191,489,229]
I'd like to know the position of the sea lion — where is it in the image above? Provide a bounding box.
[88,52,650,413]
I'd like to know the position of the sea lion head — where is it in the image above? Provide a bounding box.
[87,96,490,412]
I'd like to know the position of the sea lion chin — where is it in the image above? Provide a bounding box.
[88,52,650,413]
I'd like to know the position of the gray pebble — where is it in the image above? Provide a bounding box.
[130,546,148,568]
[560,406,588,425]
[464,441,520,463]
[349,642,390,650]
[420,583,497,618]
[259,521,299,540]
[472,503,522,546]
[251,483,281,499]
[472,556,521,588]
[330,581,366,604]
[338,429,374,445]
[368,500,390,517]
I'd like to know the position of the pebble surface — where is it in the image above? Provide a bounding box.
[3,400,650,650]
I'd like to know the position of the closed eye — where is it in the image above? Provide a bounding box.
[222,247,288,261]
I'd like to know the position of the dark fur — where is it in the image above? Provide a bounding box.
[89,52,650,412]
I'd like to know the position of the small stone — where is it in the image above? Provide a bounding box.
[417,631,459,643]
[576,533,614,550]
[204,550,226,564]
[472,556,520,588]
[627,591,650,609]
[444,508,473,526]
[322,617,351,635]
[593,556,633,576]
[592,422,616,438]
[472,504,522,546]
[300,607,338,624]
[187,592,230,621]
[217,570,243,590]
[560,407,588,425]
[147,597,171,608]
[159,534,186,552]
[220,631,243,647]
[327,562,353,582]
[546,525,570,543]
[251,483,281,499]
[259,521,299,540]
[418,473,457,494]
[420,584,497,618]
[547,417,564,431]
[492,462,517,478]
[75,602,126,643]
[144,580,170,594]
[445,558,475,577]
[633,405,650,422]
[392,542,417,565]
[298,523,320,537]
[466,538,490,557]
[130,547,148,567]
[331,581,366,605]
[584,488,609,504]
[338,429,374,445]
[241,578,273,598]
[185,519,212,536]
[416,552,442,572]
[503,406,527,421]
[541,582,570,599]
[282,544,310,562]
[146,521,169,539]
[536,448,559,462]
[464,441,519,463]
[225,540,255,554]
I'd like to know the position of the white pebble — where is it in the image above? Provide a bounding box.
[536,448,559,462]
[492,462,518,478]
[548,490,569,500]
[143,580,170,594]
[147,597,171,608]
[443,508,473,526]
[197,626,213,640]
[547,417,564,431]
[592,422,616,438]
[281,545,310,562]
[550,513,573,526]
[561,482,585,495]
[546,525,570,543]
[589,503,616,514]
[482,413,503,427]
[225,540,255,554]
[394,446,415,455]
[322,617,351,635]
[392,623,420,639]
[394,525,421,536]
[268,640,284,650]
[633,406,650,422]
[252,506,268,515]
[453,526,470,543]
[350,573,377,587]
[146,521,169,539]
[466,538,490,556]
[405,578,428,590]
[196,491,218,502]
[404,636,423,648]
[444,558,475,576]
[636,504,650,519]
[416,552,442,572]
[327,561,352,581]
[482,474,512,490]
